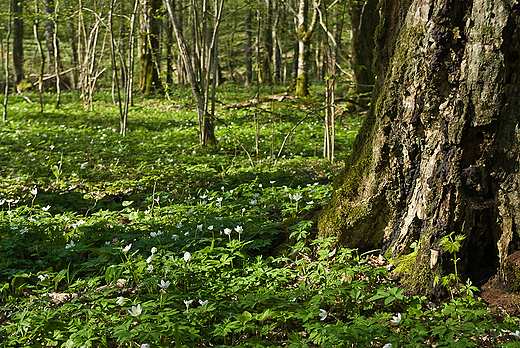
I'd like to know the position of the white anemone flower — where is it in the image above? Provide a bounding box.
[151,246,157,254]
[128,304,142,317]
[184,299,193,309]
[390,313,402,324]
[318,309,327,321]
[223,228,232,236]
[122,244,132,252]
[184,251,191,262]
[116,297,125,305]
[158,279,171,290]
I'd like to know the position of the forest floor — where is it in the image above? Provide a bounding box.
[0,88,519,347]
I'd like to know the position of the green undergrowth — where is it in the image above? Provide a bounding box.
[0,88,519,347]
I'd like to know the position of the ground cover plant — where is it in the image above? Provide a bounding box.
[0,87,519,347]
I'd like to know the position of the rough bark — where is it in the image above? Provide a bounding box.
[318,0,520,295]
[349,0,378,94]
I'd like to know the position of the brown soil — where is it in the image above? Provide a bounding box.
[481,251,520,316]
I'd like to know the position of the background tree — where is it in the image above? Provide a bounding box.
[319,0,520,294]
[294,0,317,97]
[139,0,163,93]
[12,0,23,86]
[348,0,378,95]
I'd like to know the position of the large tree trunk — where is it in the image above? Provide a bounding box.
[318,0,520,295]
[349,0,378,94]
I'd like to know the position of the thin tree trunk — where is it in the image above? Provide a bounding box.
[271,1,282,84]
[122,0,140,136]
[3,10,12,123]
[294,0,317,97]
[244,9,252,86]
[52,0,61,108]
[12,0,23,85]
[165,0,219,146]
[42,0,60,74]
[67,20,78,91]
[109,0,123,125]
[164,16,174,88]
[33,0,45,112]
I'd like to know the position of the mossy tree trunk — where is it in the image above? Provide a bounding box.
[318,0,520,295]
[139,0,163,93]
[294,0,317,97]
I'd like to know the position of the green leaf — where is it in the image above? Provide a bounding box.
[237,311,253,324]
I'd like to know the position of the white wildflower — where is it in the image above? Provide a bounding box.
[128,304,142,317]
[318,309,327,321]
[158,280,171,290]
[184,299,193,309]
[390,313,402,324]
